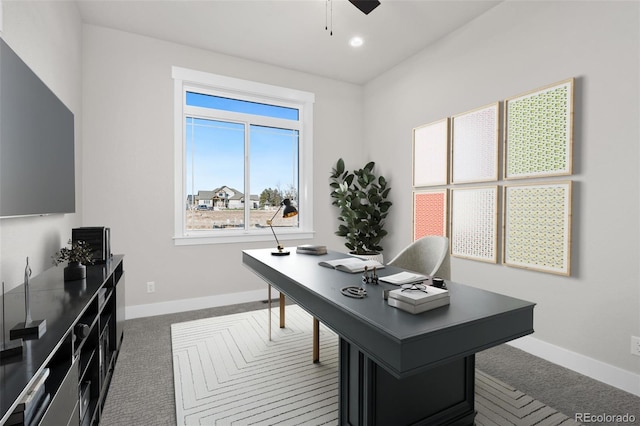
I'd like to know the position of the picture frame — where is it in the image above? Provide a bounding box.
[504,78,574,179]
[451,102,500,184]
[503,181,572,276]
[450,186,498,263]
[413,189,448,240]
[413,118,449,187]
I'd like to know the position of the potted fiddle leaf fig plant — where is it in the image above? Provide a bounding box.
[52,239,94,281]
[329,158,392,259]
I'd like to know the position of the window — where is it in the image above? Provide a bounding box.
[173,67,315,245]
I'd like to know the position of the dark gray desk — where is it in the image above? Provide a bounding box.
[243,248,535,425]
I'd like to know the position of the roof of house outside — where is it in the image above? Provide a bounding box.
[194,187,261,203]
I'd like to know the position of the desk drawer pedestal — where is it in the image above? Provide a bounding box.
[339,338,476,426]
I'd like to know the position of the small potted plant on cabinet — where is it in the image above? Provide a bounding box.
[329,158,392,261]
[52,239,94,281]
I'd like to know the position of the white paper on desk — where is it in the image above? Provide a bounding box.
[318,257,384,273]
[379,271,428,285]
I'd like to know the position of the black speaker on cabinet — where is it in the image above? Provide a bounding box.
[72,227,111,264]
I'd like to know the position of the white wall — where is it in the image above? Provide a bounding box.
[0,1,83,291]
[81,25,363,314]
[364,1,639,386]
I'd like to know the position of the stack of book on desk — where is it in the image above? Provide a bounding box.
[388,285,449,314]
[296,245,328,255]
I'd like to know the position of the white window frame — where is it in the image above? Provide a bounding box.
[172,66,315,245]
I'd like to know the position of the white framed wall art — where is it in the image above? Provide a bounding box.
[451,102,500,184]
[413,118,449,187]
[450,186,498,263]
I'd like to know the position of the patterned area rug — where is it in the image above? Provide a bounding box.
[171,305,579,426]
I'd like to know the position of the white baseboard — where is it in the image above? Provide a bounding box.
[508,335,640,397]
[125,288,276,319]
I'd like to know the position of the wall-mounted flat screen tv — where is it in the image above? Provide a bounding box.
[0,38,75,218]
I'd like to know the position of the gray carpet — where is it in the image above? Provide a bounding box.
[476,345,640,426]
[101,300,640,425]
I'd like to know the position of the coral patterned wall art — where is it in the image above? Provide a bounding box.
[451,102,500,183]
[504,78,574,179]
[503,181,572,276]
[450,186,498,263]
[413,189,447,240]
[413,118,449,187]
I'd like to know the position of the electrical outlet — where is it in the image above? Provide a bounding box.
[631,336,640,356]
[146,281,155,293]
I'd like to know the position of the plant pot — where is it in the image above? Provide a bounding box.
[64,278,87,296]
[64,262,86,281]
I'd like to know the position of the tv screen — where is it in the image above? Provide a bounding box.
[0,38,75,218]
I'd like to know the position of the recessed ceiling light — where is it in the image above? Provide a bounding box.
[349,37,364,47]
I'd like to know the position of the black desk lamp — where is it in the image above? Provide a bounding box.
[267,198,298,256]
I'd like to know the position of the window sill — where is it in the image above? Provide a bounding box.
[173,230,315,246]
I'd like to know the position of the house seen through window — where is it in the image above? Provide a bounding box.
[173,67,315,244]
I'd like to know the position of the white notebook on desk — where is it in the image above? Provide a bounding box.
[379,271,428,285]
[318,257,384,273]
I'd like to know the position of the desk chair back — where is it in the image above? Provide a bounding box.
[387,236,450,279]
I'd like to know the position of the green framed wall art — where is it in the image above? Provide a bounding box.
[504,78,574,179]
[503,181,572,276]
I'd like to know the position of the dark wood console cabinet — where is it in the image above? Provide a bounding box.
[1,255,125,426]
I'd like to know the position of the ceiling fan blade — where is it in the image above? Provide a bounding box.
[348,0,381,15]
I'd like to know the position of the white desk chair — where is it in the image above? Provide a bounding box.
[387,236,451,279]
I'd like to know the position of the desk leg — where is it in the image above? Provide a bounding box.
[313,317,320,363]
[279,293,285,328]
[339,338,476,425]
[268,285,272,341]
[274,291,320,364]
